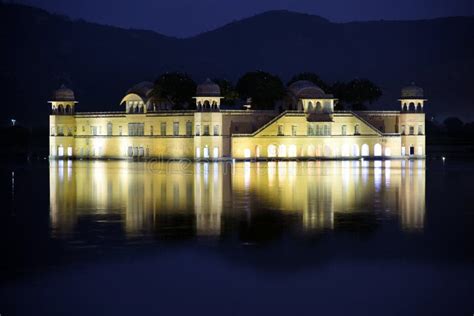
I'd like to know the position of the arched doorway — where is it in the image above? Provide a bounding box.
[361,144,369,157]
[324,145,331,157]
[341,144,350,157]
[374,143,382,156]
[244,148,251,158]
[307,145,316,157]
[278,144,287,158]
[352,144,360,157]
[268,145,277,158]
[288,145,297,158]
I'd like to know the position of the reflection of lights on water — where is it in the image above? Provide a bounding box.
[203,163,209,185]
[58,160,64,181]
[374,161,382,191]
[385,161,391,187]
[244,162,251,188]
[48,160,426,237]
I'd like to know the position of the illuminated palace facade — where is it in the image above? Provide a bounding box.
[49,79,426,160]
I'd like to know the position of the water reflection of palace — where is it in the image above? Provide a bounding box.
[49,160,425,240]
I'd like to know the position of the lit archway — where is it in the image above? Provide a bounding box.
[361,144,370,157]
[255,145,261,158]
[307,145,316,157]
[288,145,297,158]
[278,144,287,158]
[244,148,251,158]
[324,145,332,157]
[374,143,382,157]
[268,144,277,158]
[341,144,350,157]
[352,144,360,157]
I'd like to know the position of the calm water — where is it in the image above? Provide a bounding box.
[1,159,473,315]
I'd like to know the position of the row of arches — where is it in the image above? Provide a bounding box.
[196,100,220,111]
[242,143,401,159]
[196,146,219,159]
[52,104,74,115]
[401,102,423,112]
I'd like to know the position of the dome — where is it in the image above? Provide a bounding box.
[401,83,424,99]
[288,80,329,99]
[126,81,154,99]
[196,78,221,97]
[53,84,75,101]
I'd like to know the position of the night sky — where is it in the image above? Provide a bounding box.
[16,0,474,37]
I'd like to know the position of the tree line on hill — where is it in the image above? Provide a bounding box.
[149,71,382,111]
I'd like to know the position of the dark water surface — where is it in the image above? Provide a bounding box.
[1,160,473,315]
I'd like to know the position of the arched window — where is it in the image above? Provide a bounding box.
[374,143,382,156]
[316,101,322,112]
[417,103,423,112]
[203,100,210,110]
[288,145,297,158]
[213,147,219,158]
[361,144,369,157]
[409,102,415,112]
[324,145,332,157]
[244,148,251,158]
[307,101,313,112]
[278,144,287,157]
[65,104,71,114]
[307,145,316,157]
[58,104,64,114]
[195,147,201,158]
[341,144,350,157]
[255,145,261,158]
[352,144,360,157]
[107,122,113,136]
[268,144,277,158]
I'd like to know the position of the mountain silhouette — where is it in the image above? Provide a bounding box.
[1,3,473,126]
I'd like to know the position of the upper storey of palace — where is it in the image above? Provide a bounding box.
[48,79,426,137]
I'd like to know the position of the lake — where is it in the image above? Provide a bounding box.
[1,159,473,315]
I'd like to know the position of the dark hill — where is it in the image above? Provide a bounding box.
[1,4,473,126]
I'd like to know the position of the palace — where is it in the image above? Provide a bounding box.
[49,79,426,160]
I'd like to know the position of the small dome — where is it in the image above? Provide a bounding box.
[288,80,328,99]
[53,84,75,101]
[196,78,221,97]
[126,81,154,99]
[401,83,424,99]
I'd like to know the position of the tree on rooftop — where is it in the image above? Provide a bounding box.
[151,72,196,110]
[330,79,382,111]
[212,78,239,106]
[236,71,286,110]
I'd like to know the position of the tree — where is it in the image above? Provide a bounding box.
[236,71,285,109]
[330,79,382,111]
[151,72,196,109]
[212,78,239,106]
[287,72,330,91]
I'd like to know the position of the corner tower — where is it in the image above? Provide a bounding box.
[399,83,426,157]
[399,83,426,113]
[193,79,224,159]
[48,84,77,115]
[49,85,77,158]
